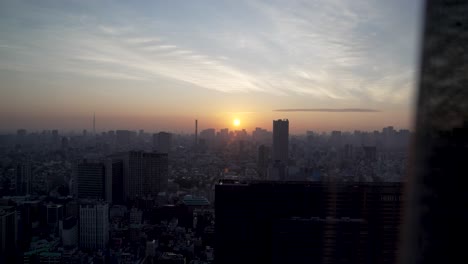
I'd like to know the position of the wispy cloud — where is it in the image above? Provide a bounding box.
[0,0,421,106]
[274,108,381,113]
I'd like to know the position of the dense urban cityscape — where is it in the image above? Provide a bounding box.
[0,118,410,263]
[3,0,468,263]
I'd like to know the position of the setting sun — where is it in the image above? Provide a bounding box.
[233,119,241,127]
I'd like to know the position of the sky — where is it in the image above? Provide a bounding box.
[0,0,423,133]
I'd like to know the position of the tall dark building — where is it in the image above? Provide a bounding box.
[46,204,63,234]
[76,160,106,200]
[16,163,32,196]
[273,119,289,165]
[79,202,109,249]
[0,206,17,263]
[76,158,124,203]
[124,151,168,201]
[110,159,124,204]
[153,132,172,153]
[200,128,216,150]
[215,181,402,264]
[257,145,270,179]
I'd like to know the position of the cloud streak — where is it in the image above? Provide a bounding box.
[0,0,422,114]
[274,108,381,113]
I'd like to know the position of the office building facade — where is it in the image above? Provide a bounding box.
[124,151,169,201]
[215,181,402,264]
[273,119,289,165]
[79,203,109,249]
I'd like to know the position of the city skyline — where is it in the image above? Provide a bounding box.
[4,120,411,136]
[0,0,422,132]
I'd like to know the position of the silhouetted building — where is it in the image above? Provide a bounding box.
[330,130,342,148]
[253,127,270,145]
[16,163,32,196]
[110,159,124,204]
[154,132,172,153]
[46,204,63,233]
[124,151,168,201]
[272,217,367,264]
[61,216,78,247]
[0,206,17,263]
[257,145,270,179]
[17,200,40,250]
[267,160,287,181]
[215,181,402,264]
[273,119,289,165]
[79,202,109,249]
[76,160,106,200]
[200,128,216,150]
[218,128,229,146]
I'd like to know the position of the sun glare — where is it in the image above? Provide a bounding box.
[233,119,241,127]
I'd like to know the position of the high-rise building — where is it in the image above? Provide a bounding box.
[76,161,106,200]
[46,204,63,233]
[218,128,229,145]
[0,206,17,263]
[16,163,32,196]
[257,145,270,179]
[76,159,122,203]
[79,202,109,249]
[61,216,78,247]
[200,128,216,149]
[110,159,124,204]
[215,181,402,264]
[124,151,169,201]
[153,132,172,153]
[272,119,289,165]
[253,127,271,145]
[330,130,342,148]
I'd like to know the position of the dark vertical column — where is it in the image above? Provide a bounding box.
[401,1,468,263]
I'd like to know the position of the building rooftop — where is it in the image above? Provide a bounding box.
[182,195,210,206]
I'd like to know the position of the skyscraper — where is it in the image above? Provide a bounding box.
[110,159,124,205]
[215,181,403,264]
[200,128,216,149]
[61,216,78,248]
[46,204,63,228]
[124,151,169,201]
[153,132,172,153]
[0,206,17,263]
[273,119,289,165]
[16,163,32,196]
[79,202,109,249]
[76,160,106,200]
[257,145,270,179]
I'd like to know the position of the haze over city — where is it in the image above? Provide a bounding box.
[0,0,422,133]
